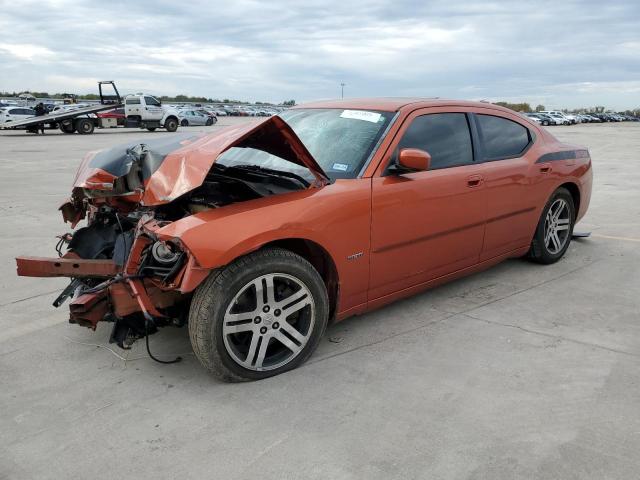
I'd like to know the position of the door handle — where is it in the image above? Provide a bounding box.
[539,164,552,173]
[467,175,483,187]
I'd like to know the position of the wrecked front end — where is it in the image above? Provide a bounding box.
[16,117,328,352]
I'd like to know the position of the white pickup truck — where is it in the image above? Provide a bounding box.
[123,94,180,132]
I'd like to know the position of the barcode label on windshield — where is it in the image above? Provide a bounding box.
[340,110,381,123]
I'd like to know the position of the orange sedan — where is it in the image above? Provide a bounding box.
[16,98,592,381]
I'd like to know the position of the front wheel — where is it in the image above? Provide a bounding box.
[189,248,329,381]
[528,187,575,264]
[205,118,213,126]
[164,117,178,132]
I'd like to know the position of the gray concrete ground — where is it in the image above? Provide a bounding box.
[1,119,639,480]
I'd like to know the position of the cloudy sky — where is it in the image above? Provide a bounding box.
[1,0,639,109]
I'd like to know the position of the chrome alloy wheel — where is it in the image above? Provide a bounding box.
[544,198,571,254]
[222,273,315,371]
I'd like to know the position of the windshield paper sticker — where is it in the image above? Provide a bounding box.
[332,163,349,171]
[340,110,381,123]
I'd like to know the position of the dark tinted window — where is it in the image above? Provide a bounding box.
[144,96,160,106]
[126,97,140,105]
[397,113,473,169]
[477,114,530,159]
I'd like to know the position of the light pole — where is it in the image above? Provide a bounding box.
[341,82,345,99]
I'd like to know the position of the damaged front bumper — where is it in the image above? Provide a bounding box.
[16,215,209,348]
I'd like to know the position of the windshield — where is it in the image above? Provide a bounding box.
[215,108,395,182]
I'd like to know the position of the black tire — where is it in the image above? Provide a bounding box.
[205,118,213,126]
[164,117,178,132]
[189,247,329,382]
[59,122,75,134]
[528,187,575,264]
[180,119,189,127]
[75,118,94,134]
[146,127,156,132]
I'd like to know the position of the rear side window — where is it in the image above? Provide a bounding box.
[397,113,473,169]
[477,115,530,160]
[126,98,141,105]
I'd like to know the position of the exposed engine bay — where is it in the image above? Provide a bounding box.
[15,117,329,360]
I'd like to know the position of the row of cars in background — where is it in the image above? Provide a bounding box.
[525,110,639,126]
[95,106,219,127]
[0,100,284,128]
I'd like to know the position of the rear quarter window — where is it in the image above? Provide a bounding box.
[477,114,531,160]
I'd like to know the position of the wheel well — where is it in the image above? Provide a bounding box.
[264,239,340,322]
[559,182,580,215]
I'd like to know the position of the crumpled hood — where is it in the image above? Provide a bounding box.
[73,116,329,206]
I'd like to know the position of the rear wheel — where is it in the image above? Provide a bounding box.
[75,118,94,134]
[528,187,575,264]
[146,127,156,132]
[189,248,329,381]
[164,117,178,132]
[59,122,75,134]
[181,119,189,127]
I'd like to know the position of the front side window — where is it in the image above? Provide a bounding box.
[395,113,474,170]
[477,114,530,160]
[144,96,160,106]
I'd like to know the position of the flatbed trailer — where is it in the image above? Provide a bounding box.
[0,81,122,135]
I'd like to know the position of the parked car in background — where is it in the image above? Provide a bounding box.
[197,109,219,124]
[541,111,570,125]
[178,109,214,126]
[525,113,553,126]
[0,106,35,124]
[17,98,593,381]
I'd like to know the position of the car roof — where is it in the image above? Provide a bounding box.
[293,97,516,113]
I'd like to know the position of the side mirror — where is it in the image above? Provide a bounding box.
[393,148,431,173]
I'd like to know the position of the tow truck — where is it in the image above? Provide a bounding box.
[0,81,180,134]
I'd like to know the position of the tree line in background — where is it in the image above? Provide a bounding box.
[493,101,640,116]
[0,91,294,106]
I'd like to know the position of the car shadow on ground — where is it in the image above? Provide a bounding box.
[58,252,591,386]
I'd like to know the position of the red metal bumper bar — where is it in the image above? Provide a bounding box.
[16,256,120,278]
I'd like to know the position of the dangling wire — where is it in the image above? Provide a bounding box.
[143,313,182,364]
